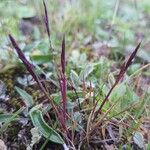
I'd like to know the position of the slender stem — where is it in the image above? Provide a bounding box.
[40,138,49,150]
[93,81,118,121]
[111,0,120,25]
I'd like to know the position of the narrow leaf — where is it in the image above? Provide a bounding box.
[0,114,19,123]
[0,107,24,133]
[29,106,64,144]
[15,86,34,107]
[31,54,52,64]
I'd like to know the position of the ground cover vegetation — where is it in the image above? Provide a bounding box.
[0,0,150,149]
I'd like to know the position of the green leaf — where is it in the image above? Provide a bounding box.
[51,90,83,104]
[70,70,80,88]
[18,6,36,18]
[147,143,150,150]
[0,114,19,123]
[110,83,126,100]
[138,49,150,63]
[31,55,52,64]
[15,86,33,107]
[23,41,40,52]
[0,107,24,133]
[53,94,61,105]
[29,106,64,144]
[79,64,94,80]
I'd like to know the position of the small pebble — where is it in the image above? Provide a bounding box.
[0,139,7,150]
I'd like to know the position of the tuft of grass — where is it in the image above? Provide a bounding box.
[4,0,150,149]
[93,42,141,121]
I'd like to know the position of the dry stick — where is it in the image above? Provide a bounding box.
[86,84,111,141]
[90,101,139,136]
[91,42,141,122]
[86,99,118,142]
[91,101,119,134]
[86,106,95,146]
[108,102,139,120]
